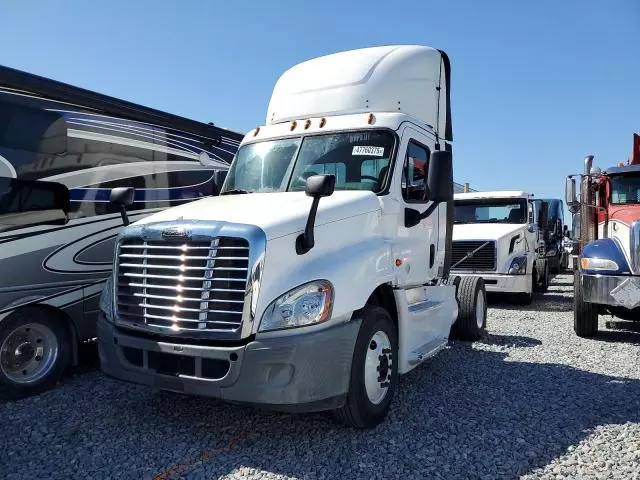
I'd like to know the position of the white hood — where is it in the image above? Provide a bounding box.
[453,223,526,241]
[132,190,382,240]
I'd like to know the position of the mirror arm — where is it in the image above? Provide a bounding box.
[119,206,130,227]
[419,201,441,221]
[296,197,321,255]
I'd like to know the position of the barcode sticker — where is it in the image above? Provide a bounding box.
[352,146,385,157]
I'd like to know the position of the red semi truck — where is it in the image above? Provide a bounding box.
[566,133,640,336]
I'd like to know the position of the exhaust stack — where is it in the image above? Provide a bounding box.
[580,155,596,246]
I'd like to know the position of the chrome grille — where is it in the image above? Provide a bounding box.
[115,237,249,332]
[631,221,640,274]
[451,240,496,271]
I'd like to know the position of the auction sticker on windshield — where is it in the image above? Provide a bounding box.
[352,146,385,157]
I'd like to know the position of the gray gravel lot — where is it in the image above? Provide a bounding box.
[2,273,640,480]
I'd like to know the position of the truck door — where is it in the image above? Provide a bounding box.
[394,127,439,287]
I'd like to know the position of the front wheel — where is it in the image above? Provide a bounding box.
[536,259,549,293]
[573,271,598,337]
[0,308,71,398]
[334,306,398,429]
[451,276,487,341]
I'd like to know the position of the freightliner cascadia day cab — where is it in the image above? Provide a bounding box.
[98,45,488,428]
[0,65,242,398]
[451,191,550,305]
[566,134,640,337]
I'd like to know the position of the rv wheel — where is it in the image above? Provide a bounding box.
[334,306,398,429]
[573,271,599,337]
[451,276,487,341]
[0,308,71,398]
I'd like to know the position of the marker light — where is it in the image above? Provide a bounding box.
[304,119,311,129]
[580,257,619,271]
[319,118,326,128]
[290,120,297,131]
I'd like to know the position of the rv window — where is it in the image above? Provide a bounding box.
[0,101,67,155]
[402,141,429,202]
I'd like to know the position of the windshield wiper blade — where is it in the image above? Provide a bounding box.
[220,189,250,195]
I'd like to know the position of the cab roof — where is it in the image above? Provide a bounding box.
[265,45,452,142]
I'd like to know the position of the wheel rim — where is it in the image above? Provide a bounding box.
[364,331,392,405]
[476,290,485,329]
[0,323,59,384]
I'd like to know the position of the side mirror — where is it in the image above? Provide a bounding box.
[565,177,577,206]
[0,178,69,231]
[296,175,336,254]
[214,170,228,195]
[110,187,135,226]
[538,201,549,230]
[305,174,336,198]
[426,151,453,203]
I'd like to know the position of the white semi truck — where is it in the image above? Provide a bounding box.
[97,45,487,428]
[451,191,550,304]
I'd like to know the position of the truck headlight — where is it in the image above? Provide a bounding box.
[99,275,114,322]
[508,255,527,275]
[580,257,619,271]
[259,280,333,332]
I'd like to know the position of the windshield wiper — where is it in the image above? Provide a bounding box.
[220,189,250,196]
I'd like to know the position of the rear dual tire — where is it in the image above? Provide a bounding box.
[451,276,487,341]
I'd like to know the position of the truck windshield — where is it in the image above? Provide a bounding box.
[454,199,528,224]
[221,130,395,194]
[610,174,640,204]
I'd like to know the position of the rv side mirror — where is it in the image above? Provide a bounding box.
[110,187,135,227]
[565,177,577,206]
[0,178,69,230]
[214,170,228,194]
[538,201,549,230]
[426,151,453,203]
[296,175,336,254]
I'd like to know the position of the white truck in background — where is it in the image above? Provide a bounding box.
[97,45,487,428]
[451,191,549,304]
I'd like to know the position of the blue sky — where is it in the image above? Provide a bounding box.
[1,0,638,221]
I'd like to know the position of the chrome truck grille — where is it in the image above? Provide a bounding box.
[115,237,249,335]
[451,240,497,271]
[631,221,640,274]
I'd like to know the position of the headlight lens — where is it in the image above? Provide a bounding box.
[259,280,333,332]
[580,257,619,271]
[508,255,527,275]
[99,275,114,321]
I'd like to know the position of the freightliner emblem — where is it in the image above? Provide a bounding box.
[161,226,189,239]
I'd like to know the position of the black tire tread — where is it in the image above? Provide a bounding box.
[334,306,397,429]
[452,276,486,341]
[574,270,598,337]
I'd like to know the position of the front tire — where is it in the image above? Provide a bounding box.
[334,306,398,429]
[536,259,549,293]
[573,271,599,337]
[0,308,71,398]
[451,276,487,341]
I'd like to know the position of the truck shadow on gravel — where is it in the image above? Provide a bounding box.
[76,336,636,480]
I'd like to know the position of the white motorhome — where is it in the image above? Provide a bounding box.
[451,191,549,304]
[98,45,487,428]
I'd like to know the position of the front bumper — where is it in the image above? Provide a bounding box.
[452,272,531,294]
[582,274,640,309]
[98,314,360,412]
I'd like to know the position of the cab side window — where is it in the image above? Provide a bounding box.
[402,141,429,202]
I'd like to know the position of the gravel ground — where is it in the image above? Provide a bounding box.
[2,273,640,480]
